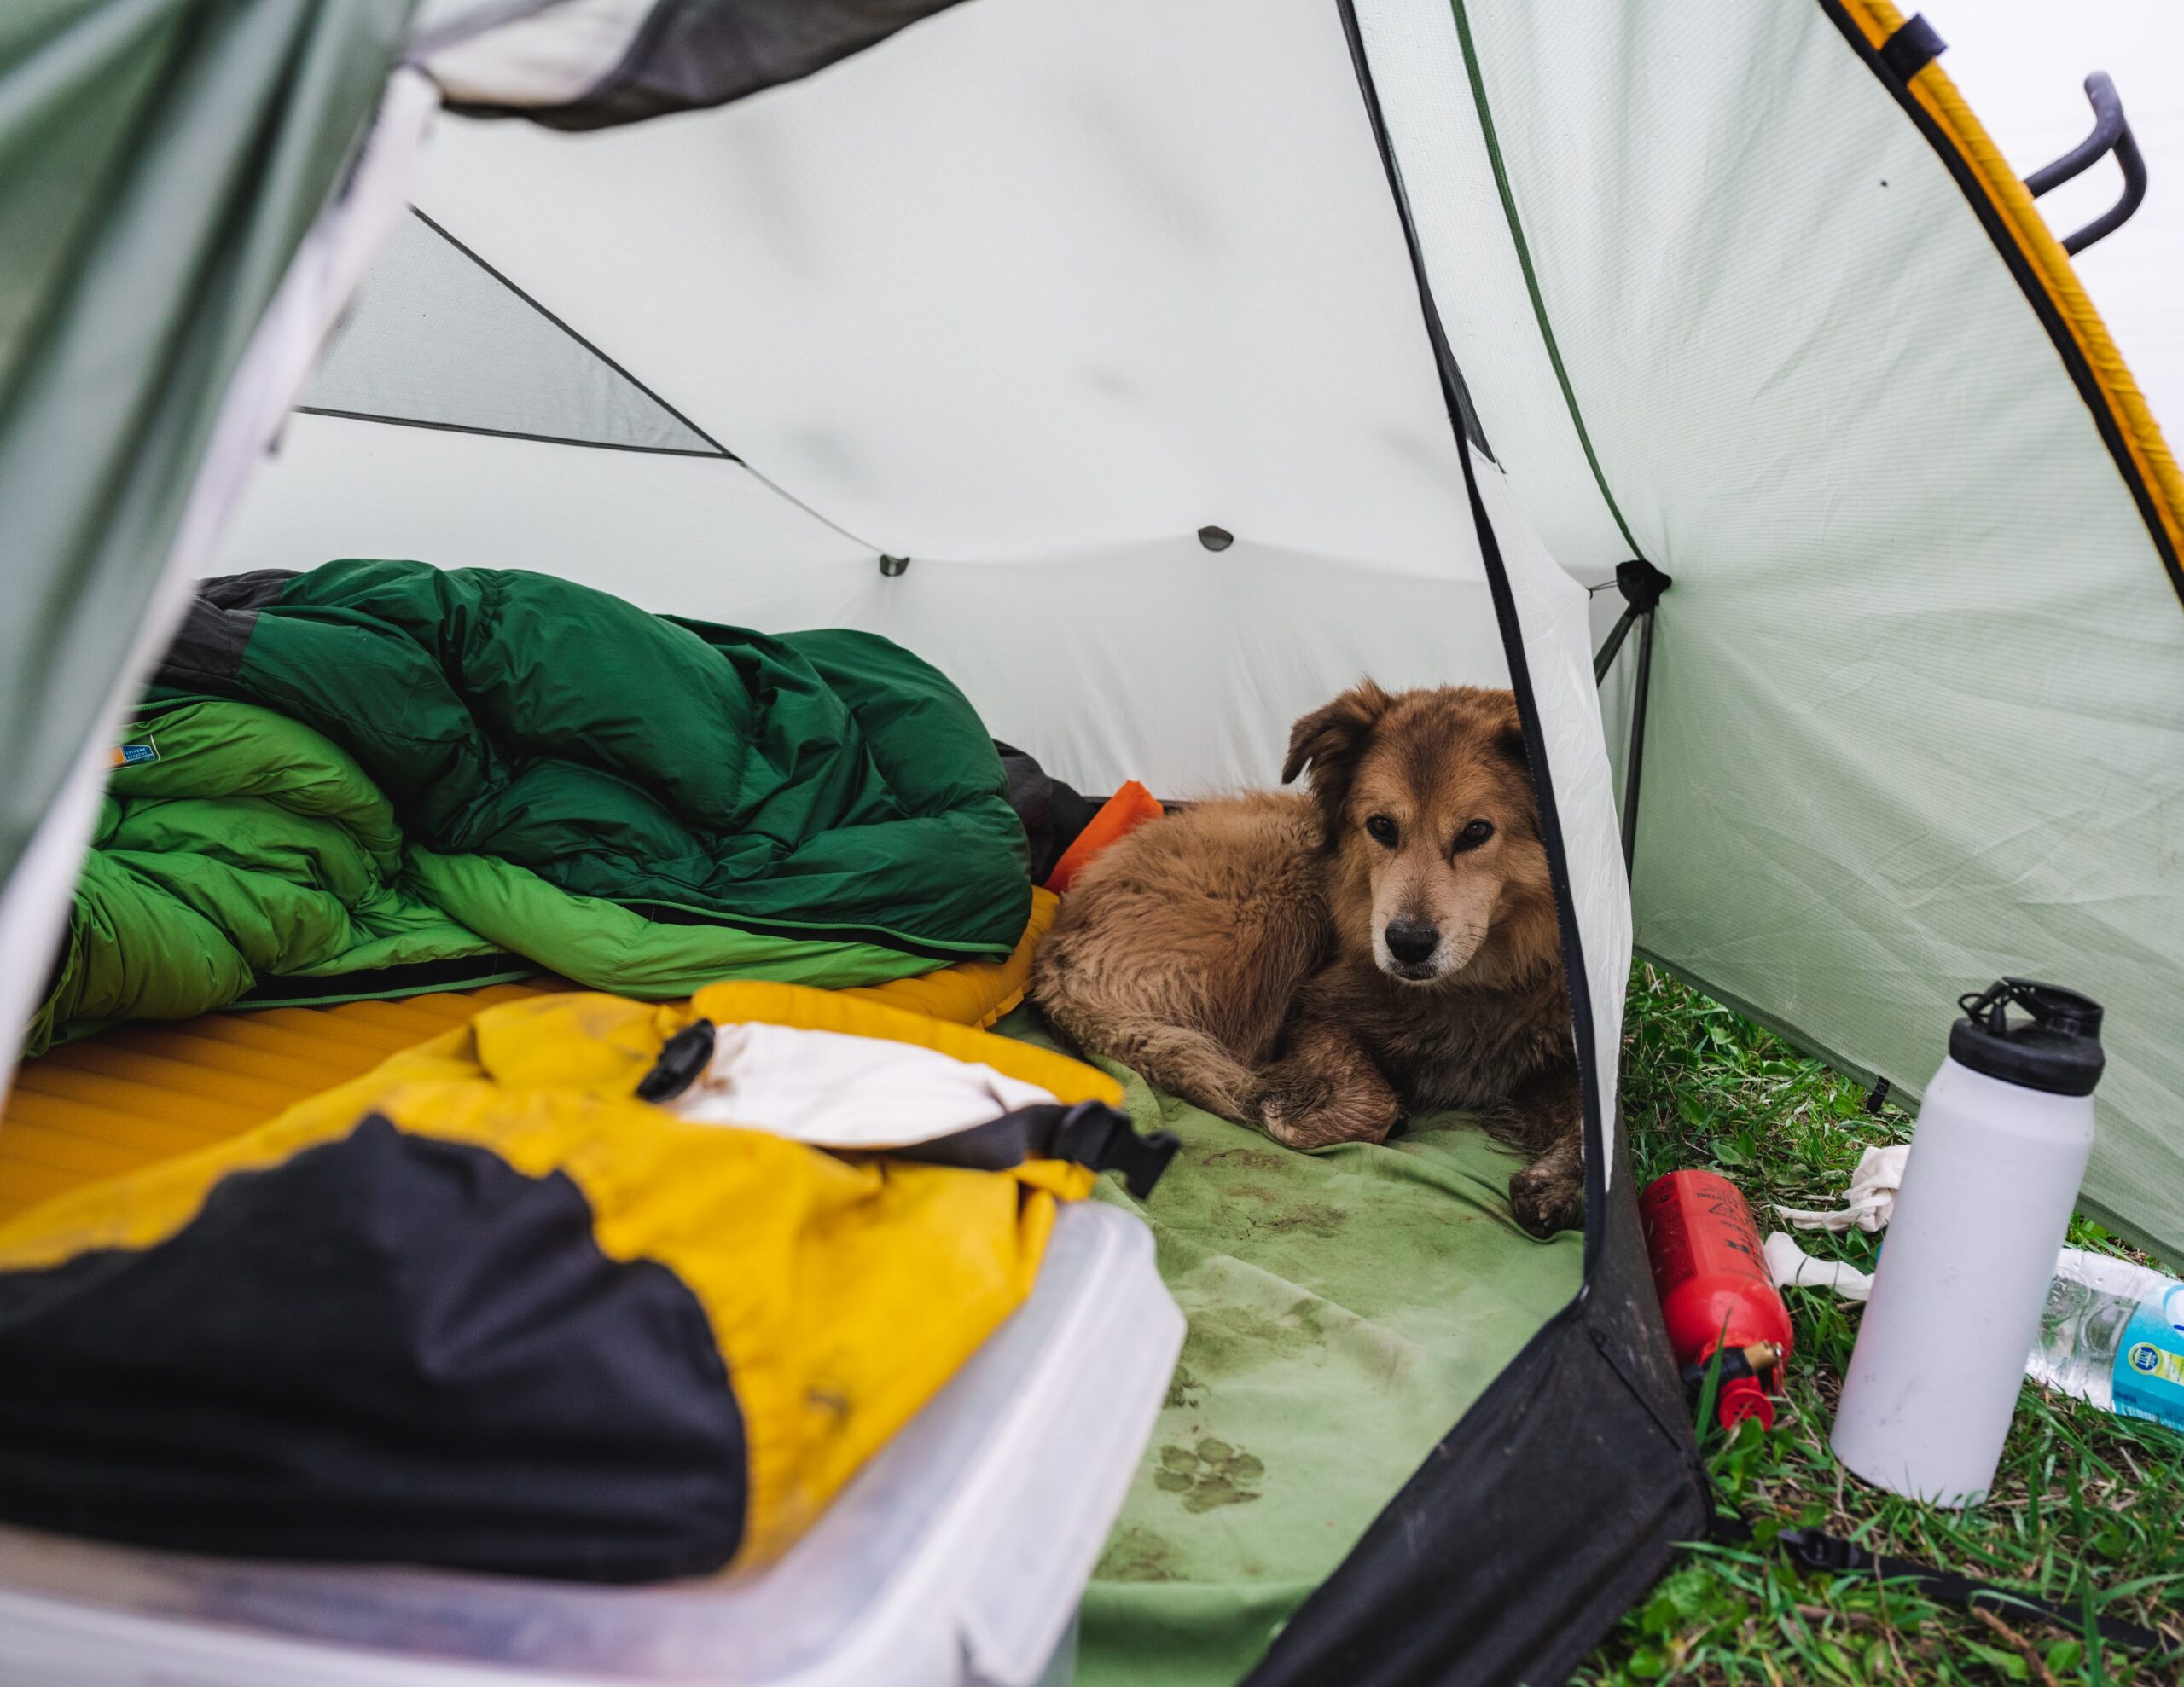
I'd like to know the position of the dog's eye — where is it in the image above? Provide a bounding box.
[1455,819,1495,851]
[1365,815,1399,847]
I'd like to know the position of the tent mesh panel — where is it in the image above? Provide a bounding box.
[300,211,730,459]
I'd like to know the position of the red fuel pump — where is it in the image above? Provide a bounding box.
[1640,1169,1794,1431]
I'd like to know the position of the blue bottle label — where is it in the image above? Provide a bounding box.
[2112,1282,2184,1430]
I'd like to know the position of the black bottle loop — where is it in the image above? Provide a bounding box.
[1949,979,2105,1097]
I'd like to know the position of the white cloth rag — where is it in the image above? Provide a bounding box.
[1774,1143,1908,1232]
[1763,1232,1874,1302]
[668,1020,1058,1148]
[1761,1142,1908,1301]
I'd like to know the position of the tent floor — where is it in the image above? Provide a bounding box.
[992,1009,1583,1687]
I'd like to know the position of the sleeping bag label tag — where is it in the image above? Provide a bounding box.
[110,739,158,768]
[2112,1285,2184,1431]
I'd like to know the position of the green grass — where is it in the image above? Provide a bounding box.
[1579,965,2184,1685]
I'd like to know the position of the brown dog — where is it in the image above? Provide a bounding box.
[1030,681,1583,1235]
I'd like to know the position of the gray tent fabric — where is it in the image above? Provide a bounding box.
[0,0,415,900]
[301,209,729,455]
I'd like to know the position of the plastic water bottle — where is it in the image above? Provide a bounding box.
[2027,1248,2184,1428]
[1833,980,2106,1506]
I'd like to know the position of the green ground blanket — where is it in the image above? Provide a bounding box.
[994,1011,1583,1687]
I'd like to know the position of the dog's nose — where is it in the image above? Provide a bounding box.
[1384,919,1440,965]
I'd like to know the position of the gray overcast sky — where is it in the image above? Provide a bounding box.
[1939,1,2182,432]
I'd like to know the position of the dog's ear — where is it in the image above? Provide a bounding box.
[1495,719,1529,771]
[1468,687,1528,773]
[1484,694,1541,838]
[1281,681,1393,808]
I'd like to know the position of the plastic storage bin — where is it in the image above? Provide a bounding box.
[0,1203,1182,1687]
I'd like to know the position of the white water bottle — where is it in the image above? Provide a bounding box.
[1832,980,2105,1506]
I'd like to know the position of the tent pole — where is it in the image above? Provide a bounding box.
[1593,605,1640,683]
[1621,605,1656,878]
[1595,559,1671,879]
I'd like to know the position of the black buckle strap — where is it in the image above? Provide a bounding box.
[1781,1528,2168,1652]
[1046,1100,1182,1198]
[1776,1527,1869,1576]
[1712,1506,2170,1655]
[636,1017,716,1102]
[884,1102,1180,1197]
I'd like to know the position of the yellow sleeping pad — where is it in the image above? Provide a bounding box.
[843,884,1058,1027]
[0,981,570,1222]
[0,889,1059,1221]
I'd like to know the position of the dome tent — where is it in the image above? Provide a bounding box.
[2,1,2181,1684]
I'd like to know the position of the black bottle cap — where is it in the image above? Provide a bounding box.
[1949,979,2105,1097]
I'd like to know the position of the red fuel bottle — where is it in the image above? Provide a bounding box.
[1640,1169,1794,1431]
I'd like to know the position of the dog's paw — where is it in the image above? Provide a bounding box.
[1258,1076,1400,1151]
[1253,1073,1330,1139]
[1508,1157,1584,1238]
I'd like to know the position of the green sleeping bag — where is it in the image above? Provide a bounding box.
[31,562,1028,1051]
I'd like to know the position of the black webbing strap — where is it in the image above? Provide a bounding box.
[886,1102,1181,1198]
[634,1021,1181,1197]
[1711,1507,2171,1655]
[1879,13,1947,83]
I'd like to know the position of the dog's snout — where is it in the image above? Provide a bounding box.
[1383,919,1439,965]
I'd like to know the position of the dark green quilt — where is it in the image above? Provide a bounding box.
[32,562,1028,1052]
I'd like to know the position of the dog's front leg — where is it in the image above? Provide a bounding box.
[1496,1061,1586,1237]
[1254,1016,1403,1150]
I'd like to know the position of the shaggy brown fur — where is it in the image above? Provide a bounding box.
[1031,681,1583,1236]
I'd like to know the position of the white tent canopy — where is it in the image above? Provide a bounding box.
[239,0,1522,786]
[224,0,1638,1129]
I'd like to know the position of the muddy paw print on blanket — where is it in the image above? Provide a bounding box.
[1153,1439,1265,1513]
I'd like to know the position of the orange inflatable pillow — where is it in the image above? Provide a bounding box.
[1043,783,1164,895]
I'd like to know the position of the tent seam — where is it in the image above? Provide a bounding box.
[1443,0,1647,562]
[295,407,732,459]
